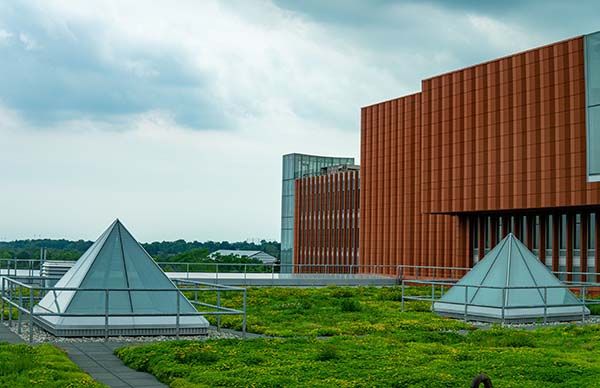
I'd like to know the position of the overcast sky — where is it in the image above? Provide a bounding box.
[1,1,599,242]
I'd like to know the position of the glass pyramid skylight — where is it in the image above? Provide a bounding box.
[433,233,589,323]
[34,220,209,336]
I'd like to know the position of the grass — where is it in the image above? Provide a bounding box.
[188,286,467,337]
[115,286,600,387]
[0,343,106,387]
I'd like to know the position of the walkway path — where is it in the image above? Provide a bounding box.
[1,322,165,388]
[57,342,166,388]
[0,322,24,343]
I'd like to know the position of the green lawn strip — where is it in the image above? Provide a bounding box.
[116,286,600,387]
[188,286,470,337]
[0,342,106,388]
[116,328,600,387]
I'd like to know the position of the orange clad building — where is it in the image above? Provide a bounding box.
[295,31,600,280]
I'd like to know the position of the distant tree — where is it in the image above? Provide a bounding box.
[0,237,281,263]
[16,251,31,260]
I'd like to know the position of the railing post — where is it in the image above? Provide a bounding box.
[501,287,506,326]
[187,263,190,280]
[0,278,3,323]
[543,287,547,325]
[431,283,435,311]
[176,290,180,339]
[8,282,12,327]
[271,264,275,286]
[582,286,587,323]
[242,289,247,338]
[104,289,109,341]
[216,263,219,284]
[18,286,22,334]
[29,286,33,343]
[216,289,221,331]
[244,264,247,286]
[464,286,468,322]
[401,280,405,312]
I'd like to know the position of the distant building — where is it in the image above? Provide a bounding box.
[294,164,360,273]
[281,153,355,273]
[209,250,277,265]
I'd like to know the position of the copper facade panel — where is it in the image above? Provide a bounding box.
[360,93,458,275]
[294,170,360,272]
[421,37,600,214]
[357,35,600,276]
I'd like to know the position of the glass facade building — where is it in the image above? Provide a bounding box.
[281,153,354,272]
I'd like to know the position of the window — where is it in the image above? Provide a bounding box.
[586,31,600,181]
[591,213,596,250]
[575,214,581,251]
[560,214,567,251]
[533,216,540,251]
[546,215,553,250]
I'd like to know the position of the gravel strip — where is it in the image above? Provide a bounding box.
[4,322,240,344]
[469,315,600,330]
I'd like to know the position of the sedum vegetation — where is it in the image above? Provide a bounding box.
[116,287,600,387]
[0,343,106,387]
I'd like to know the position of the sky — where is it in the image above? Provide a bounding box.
[1,0,599,243]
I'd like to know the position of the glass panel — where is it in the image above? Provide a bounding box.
[547,215,553,250]
[591,213,596,250]
[586,31,600,106]
[485,217,491,251]
[588,107,600,179]
[575,214,581,250]
[586,32,600,180]
[68,225,131,313]
[559,214,566,250]
[534,215,539,250]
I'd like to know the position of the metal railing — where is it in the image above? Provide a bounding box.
[0,275,246,343]
[400,278,599,325]
[395,264,600,285]
[7,258,600,287]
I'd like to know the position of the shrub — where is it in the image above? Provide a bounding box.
[468,329,535,348]
[587,303,600,315]
[331,288,355,298]
[242,355,265,365]
[313,327,341,337]
[300,299,313,310]
[174,344,220,364]
[315,344,339,361]
[340,299,362,312]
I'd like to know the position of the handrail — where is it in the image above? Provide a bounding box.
[400,278,594,326]
[0,275,247,343]
[5,258,600,286]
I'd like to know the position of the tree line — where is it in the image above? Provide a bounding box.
[0,239,280,263]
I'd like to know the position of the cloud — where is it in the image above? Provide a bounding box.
[1,0,600,241]
[0,28,12,42]
[0,102,357,241]
[18,32,38,50]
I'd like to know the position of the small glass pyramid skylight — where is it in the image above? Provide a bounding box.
[433,233,589,323]
[34,219,209,336]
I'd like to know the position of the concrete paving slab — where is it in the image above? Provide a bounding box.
[56,341,167,388]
